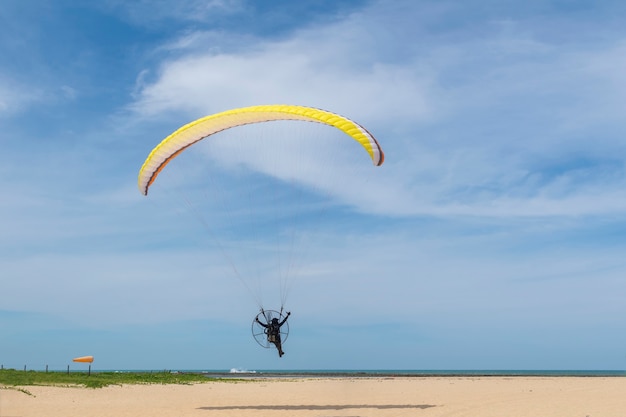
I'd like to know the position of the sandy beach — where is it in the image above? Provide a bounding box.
[2,376,625,417]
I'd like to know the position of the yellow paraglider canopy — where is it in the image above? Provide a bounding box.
[138,104,384,195]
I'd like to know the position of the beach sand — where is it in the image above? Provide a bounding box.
[2,376,625,417]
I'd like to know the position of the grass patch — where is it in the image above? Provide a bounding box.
[0,369,220,389]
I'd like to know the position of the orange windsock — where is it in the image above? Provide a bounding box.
[72,355,94,363]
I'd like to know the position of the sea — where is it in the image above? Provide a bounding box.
[16,367,623,378]
[176,369,626,378]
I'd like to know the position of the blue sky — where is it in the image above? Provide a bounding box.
[1,0,625,371]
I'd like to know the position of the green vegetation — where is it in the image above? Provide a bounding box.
[0,369,219,389]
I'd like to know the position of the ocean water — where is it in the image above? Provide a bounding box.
[210,369,626,378]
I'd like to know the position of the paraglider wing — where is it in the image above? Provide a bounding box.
[138,104,384,195]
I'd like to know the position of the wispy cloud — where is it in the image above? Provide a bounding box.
[0,76,43,116]
[104,0,244,27]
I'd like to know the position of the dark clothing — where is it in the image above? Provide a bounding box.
[256,313,290,357]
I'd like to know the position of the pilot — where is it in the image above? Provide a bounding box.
[256,312,291,357]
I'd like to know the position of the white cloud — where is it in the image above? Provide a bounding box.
[131,40,433,125]
[0,76,42,116]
